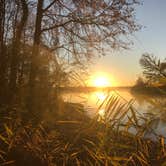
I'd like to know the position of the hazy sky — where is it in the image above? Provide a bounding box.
[90,0,166,86]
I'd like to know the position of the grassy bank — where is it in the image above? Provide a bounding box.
[0,95,166,166]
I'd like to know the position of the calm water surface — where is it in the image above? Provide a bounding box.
[63,89,166,137]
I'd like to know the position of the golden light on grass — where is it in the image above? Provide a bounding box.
[98,109,105,117]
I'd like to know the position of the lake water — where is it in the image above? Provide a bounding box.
[63,88,166,138]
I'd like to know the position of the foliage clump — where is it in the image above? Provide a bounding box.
[140,53,166,85]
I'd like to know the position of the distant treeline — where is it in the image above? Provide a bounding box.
[59,86,131,92]
[132,53,166,95]
[131,85,166,96]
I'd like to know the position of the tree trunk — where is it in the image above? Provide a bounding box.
[9,0,28,101]
[28,0,44,112]
[0,0,7,104]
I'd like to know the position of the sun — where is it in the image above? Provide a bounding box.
[88,72,115,87]
[90,73,111,87]
[94,76,110,87]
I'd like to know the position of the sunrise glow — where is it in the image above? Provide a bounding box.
[89,73,113,87]
[94,76,110,87]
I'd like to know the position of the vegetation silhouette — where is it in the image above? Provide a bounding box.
[0,0,166,165]
[132,54,166,96]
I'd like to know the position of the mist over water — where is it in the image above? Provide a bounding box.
[63,89,166,138]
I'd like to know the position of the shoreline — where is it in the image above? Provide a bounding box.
[130,85,166,96]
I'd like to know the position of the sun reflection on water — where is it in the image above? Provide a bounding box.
[94,91,108,117]
[95,91,107,101]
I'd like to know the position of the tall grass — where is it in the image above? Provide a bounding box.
[0,93,166,165]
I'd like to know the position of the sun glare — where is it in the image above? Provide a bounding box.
[88,72,115,87]
[94,76,110,87]
[91,73,111,87]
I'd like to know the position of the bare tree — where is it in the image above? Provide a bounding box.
[27,0,140,110]
[0,0,6,103]
[9,0,29,95]
[0,0,140,110]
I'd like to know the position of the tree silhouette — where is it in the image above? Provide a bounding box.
[140,53,166,84]
[0,0,141,111]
